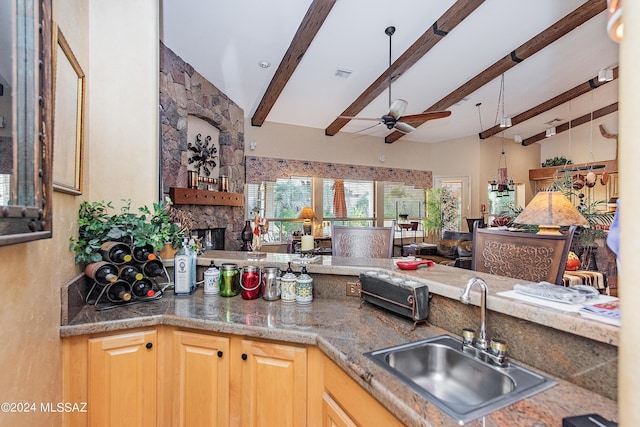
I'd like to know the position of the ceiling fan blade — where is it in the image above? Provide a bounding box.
[399,111,451,123]
[354,122,383,133]
[394,121,416,133]
[338,116,381,122]
[387,99,408,120]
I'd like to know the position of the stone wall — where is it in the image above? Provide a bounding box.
[159,41,245,250]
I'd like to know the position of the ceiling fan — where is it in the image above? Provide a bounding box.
[339,26,451,135]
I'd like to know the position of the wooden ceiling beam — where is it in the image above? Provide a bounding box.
[522,102,618,146]
[251,0,336,127]
[385,0,607,143]
[324,0,485,137]
[479,67,618,139]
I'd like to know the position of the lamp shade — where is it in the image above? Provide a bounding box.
[297,206,317,220]
[514,191,588,235]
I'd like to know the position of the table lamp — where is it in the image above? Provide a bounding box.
[297,206,317,235]
[514,191,588,235]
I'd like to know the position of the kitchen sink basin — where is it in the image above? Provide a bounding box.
[364,335,556,425]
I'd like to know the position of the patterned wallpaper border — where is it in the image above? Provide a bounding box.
[246,156,432,189]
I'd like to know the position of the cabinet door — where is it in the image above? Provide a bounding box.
[323,356,403,427]
[239,339,307,427]
[87,330,157,427]
[322,392,357,427]
[173,330,230,427]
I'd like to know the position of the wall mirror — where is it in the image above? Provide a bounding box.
[0,0,53,246]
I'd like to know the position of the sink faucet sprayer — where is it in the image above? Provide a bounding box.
[459,277,507,366]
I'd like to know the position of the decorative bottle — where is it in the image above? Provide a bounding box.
[295,265,313,305]
[203,261,220,295]
[174,238,196,295]
[280,262,297,303]
[240,220,253,251]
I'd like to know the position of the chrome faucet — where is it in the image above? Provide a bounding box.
[459,277,507,366]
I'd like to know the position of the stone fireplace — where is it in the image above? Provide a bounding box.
[159,41,245,250]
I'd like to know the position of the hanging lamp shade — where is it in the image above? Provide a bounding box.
[514,191,588,235]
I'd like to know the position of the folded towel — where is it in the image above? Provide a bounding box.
[514,282,600,304]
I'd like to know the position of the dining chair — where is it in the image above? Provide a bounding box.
[472,226,577,285]
[331,223,395,258]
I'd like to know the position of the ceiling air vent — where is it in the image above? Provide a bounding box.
[334,68,352,79]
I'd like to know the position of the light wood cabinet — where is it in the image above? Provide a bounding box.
[63,326,400,427]
[322,392,357,427]
[322,356,403,427]
[234,338,307,427]
[171,330,230,427]
[87,330,157,427]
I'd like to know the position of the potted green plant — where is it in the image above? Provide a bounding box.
[69,197,189,264]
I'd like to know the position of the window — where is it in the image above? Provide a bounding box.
[246,177,312,242]
[383,182,425,220]
[246,177,428,242]
[322,178,374,226]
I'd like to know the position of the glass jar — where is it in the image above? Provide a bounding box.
[219,263,240,297]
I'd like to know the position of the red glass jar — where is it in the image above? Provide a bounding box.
[240,266,262,300]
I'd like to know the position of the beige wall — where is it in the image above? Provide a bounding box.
[0,1,159,426]
[540,111,618,165]
[245,121,433,170]
[619,2,639,425]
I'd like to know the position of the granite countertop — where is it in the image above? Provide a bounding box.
[61,251,619,427]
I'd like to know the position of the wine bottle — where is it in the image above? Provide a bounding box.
[132,244,157,262]
[85,261,118,285]
[138,259,165,278]
[100,241,133,264]
[118,265,144,283]
[131,278,155,298]
[106,281,132,302]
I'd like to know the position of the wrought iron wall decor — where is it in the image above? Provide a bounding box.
[188,133,218,176]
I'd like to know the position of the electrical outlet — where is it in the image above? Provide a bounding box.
[346,281,361,297]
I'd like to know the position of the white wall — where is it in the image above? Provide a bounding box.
[87,0,159,209]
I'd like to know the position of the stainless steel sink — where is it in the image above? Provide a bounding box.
[364,335,556,425]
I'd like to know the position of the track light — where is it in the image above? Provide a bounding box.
[598,67,614,82]
[545,127,556,138]
[514,134,522,143]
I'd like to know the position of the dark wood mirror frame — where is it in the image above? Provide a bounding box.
[0,0,53,246]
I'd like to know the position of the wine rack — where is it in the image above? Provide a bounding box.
[85,253,172,310]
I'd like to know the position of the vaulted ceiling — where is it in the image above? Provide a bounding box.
[161,0,618,145]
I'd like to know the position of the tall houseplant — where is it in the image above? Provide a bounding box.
[423,187,458,240]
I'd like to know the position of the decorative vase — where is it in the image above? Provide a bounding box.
[240,220,253,251]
